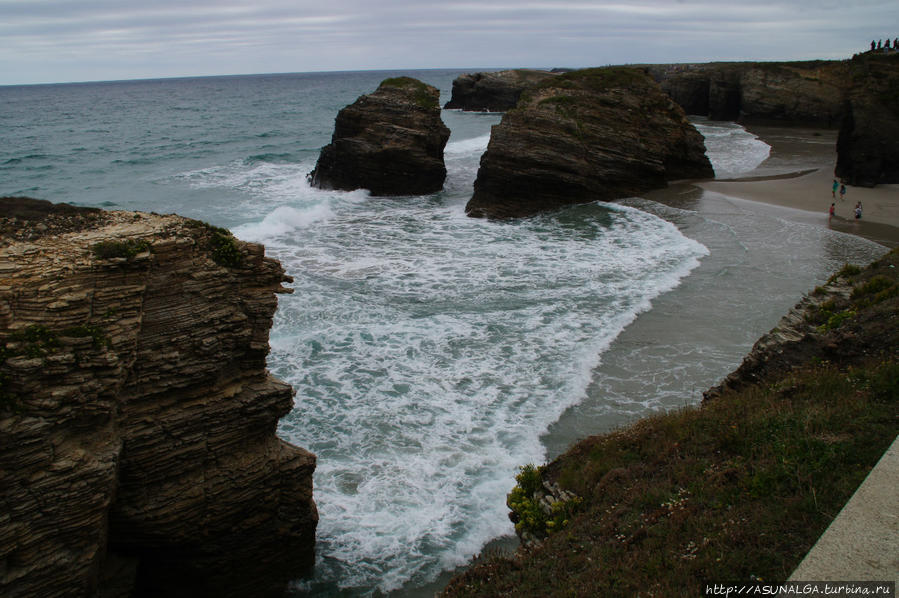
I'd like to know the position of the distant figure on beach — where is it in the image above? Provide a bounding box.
[832,179,839,198]
[855,201,862,219]
[840,183,846,200]
[829,203,835,218]
[872,40,877,51]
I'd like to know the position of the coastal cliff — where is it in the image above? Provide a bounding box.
[0,198,317,598]
[650,61,848,125]
[466,67,713,218]
[443,69,557,112]
[835,53,899,186]
[442,249,898,596]
[309,77,451,196]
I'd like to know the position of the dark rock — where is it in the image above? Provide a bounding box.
[835,53,899,186]
[0,211,317,598]
[444,69,558,112]
[465,67,713,219]
[650,61,847,125]
[309,77,450,196]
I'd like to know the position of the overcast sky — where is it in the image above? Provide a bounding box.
[2,0,897,85]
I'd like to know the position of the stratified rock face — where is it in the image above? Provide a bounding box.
[652,61,847,125]
[443,69,558,112]
[0,198,317,598]
[836,53,899,187]
[465,67,714,219]
[309,77,450,196]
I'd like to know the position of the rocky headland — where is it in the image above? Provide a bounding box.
[0,197,317,598]
[835,52,899,186]
[309,77,451,196]
[648,60,848,124]
[443,69,558,112]
[465,67,714,219]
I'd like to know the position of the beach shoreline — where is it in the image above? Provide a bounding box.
[695,124,899,248]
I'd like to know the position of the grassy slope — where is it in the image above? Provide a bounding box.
[443,249,898,597]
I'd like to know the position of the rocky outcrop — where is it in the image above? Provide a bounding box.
[309,77,450,196]
[0,198,317,598]
[835,53,899,186]
[443,69,557,112]
[704,249,899,401]
[649,61,848,125]
[465,67,714,219]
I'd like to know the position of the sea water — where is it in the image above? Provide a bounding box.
[0,71,887,596]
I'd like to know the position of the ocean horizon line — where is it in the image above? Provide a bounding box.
[0,66,526,90]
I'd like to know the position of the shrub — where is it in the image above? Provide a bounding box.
[91,239,150,259]
[208,228,243,268]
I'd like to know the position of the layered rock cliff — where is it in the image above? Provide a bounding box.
[309,77,451,196]
[835,53,899,186]
[0,197,317,598]
[443,69,557,112]
[465,67,714,219]
[649,60,848,125]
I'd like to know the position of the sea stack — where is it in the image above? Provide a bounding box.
[443,69,558,112]
[309,77,451,196]
[0,198,317,598]
[465,67,714,219]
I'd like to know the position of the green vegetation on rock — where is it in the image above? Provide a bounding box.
[507,464,582,539]
[442,248,899,597]
[91,239,150,259]
[380,77,439,109]
[208,226,243,268]
[0,323,109,411]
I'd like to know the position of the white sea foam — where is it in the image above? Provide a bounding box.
[273,195,707,592]
[444,133,491,156]
[693,119,771,178]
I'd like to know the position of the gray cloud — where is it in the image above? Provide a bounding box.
[1,0,897,84]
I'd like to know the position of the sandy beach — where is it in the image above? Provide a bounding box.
[698,124,899,248]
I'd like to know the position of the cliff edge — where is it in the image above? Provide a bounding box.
[0,197,317,598]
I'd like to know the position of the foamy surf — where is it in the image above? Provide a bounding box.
[692,118,771,178]
[273,195,707,593]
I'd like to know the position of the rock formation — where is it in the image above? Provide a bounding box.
[835,53,899,186]
[309,77,450,196]
[443,69,558,112]
[0,197,317,598]
[649,61,848,125]
[465,67,714,219]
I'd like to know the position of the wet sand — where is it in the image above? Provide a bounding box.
[698,124,899,248]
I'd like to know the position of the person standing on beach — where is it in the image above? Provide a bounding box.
[829,203,836,218]
[832,179,839,198]
[855,201,863,219]
[840,183,847,201]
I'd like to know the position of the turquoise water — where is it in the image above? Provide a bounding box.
[0,72,887,596]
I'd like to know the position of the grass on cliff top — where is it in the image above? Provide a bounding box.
[379,76,439,109]
[536,66,651,93]
[442,250,899,598]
